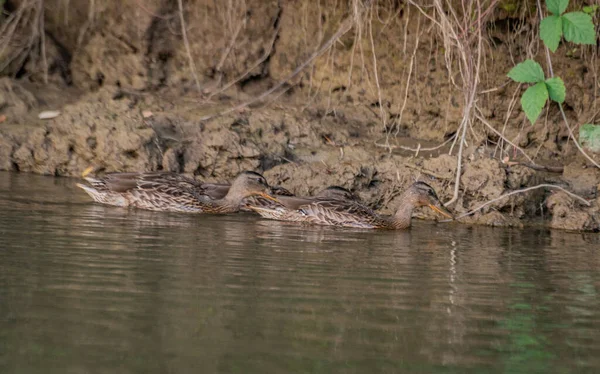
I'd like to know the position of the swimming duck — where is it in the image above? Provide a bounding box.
[242,185,360,213]
[77,170,279,213]
[314,186,361,201]
[246,181,453,229]
[201,183,294,200]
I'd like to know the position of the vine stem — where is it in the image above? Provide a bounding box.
[535,0,600,169]
[475,108,534,164]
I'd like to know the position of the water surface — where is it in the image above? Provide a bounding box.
[1,172,599,373]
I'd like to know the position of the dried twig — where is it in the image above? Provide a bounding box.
[391,12,421,138]
[431,0,485,207]
[375,133,456,154]
[39,0,48,84]
[476,109,565,173]
[494,82,521,159]
[135,0,175,20]
[559,104,600,168]
[508,162,564,173]
[76,0,95,49]
[455,183,591,220]
[198,16,356,121]
[205,20,281,101]
[0,0,44,74]
[213,1,247,79]
[177,0,202,93]
[368,4,386,130]
[403,163,453,180]
[475,109,533,163]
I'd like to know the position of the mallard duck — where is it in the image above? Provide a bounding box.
[77,166,293,200]
[201,183,294,200]
[314,186,361,201]
[77,170,279,213]
[242,185,360,213]
[246,181,453,229]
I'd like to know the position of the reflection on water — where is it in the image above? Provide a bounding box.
[1,172,599,373]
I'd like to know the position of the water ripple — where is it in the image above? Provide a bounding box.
[1,172,600,373]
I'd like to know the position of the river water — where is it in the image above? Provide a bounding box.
[1,172,599,373]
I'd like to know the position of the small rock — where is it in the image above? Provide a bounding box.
[38,110,61,120]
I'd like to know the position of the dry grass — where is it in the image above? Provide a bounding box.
[177,0,201,93]
[411,0,495,206]
[0,0,45,77]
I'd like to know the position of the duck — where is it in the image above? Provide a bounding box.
[200,182,294,200]
[313,185,361,201]
[76,170,279,213]
[246,181,453,229]
[241,185,360,213]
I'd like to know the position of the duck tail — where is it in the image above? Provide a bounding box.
[82,175,103,185]
[76,183,101,201]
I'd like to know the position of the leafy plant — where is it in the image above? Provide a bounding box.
[508,0,597,124]
[582,5,599,15]
[579,124,600,152]
[540,0,596,52]
[507,60,565,124]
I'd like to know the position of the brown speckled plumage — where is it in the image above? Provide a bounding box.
[77,171,276,213]
[247,182,453,229]
[242,185,360,217]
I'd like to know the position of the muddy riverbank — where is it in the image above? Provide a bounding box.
[1,81,598,231]
[0,0,599,231]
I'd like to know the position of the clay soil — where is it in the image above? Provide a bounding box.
[0,0,599,231]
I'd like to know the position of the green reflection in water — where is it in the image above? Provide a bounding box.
[497,282,555,374]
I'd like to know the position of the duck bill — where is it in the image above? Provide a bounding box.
[246,192,282,203]
[81,165,96,178]
[428,204,454,220]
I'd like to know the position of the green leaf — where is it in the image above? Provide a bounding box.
[521,82,548,124]
[579,124,600,153]
[540,15,563,52]
[546,0,569,15]
[544,77,566,103]
[562,12,596,45]
[507,60,546,83]
[582,5,598,15]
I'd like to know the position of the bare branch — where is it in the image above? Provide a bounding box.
[455,183,591,221]
[177,0,202,93]
[199,15,356,121]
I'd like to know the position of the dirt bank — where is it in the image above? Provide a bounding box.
[0,0,599,231]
